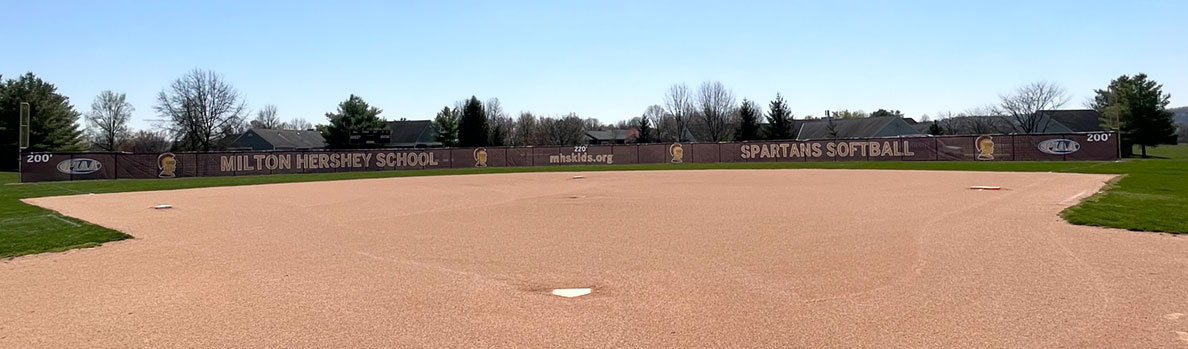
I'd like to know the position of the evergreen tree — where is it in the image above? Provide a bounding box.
[1092,74,1178,157]
[457,96,488,147]
[488,124,507,146]
[431,106,459,147]
[634,116,653,143]
[735,99,761,141]
[764,93,794,140]
[321,94,386,148]
[0,73,84,169]
[826,117,840,138]
[927,121,944,135]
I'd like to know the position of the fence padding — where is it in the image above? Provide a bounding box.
[19,132,1119,182]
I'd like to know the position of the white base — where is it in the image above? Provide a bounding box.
[551,288,592,298]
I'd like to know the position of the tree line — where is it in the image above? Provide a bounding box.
[0,69,320,171]
[922,77,1177,156]
[2,69,1181,170]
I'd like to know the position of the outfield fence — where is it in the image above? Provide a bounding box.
[19,132,1118,183]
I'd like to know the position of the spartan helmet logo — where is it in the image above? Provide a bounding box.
[975,135,995,161]
[473,148,488,167]
[158,153,178,178]
[669,143,684,163]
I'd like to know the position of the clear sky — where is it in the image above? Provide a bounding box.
[3,0,1185,130]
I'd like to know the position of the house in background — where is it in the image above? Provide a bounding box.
[1034,109,1105,133]
[907,119,938,134]
[936,109,1106,135]
[386,119,442,148]
[229,128,326,151]
[794,116,922,140]
[900,117,946,134]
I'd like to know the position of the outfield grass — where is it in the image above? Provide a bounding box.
[2,144,1186,258]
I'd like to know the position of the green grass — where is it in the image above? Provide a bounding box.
[3,144,1186,258]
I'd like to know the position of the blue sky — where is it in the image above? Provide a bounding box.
[3,0,1185,129]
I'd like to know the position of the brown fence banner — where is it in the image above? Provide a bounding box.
[1063,133,1118,161]
[505,147,533,167]
[19,132,1119,183]
[533,145,617,166]
[636,144,672,164]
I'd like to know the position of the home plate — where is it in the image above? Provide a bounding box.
[153,204,173,209]
[551,288,592,298]
[969,186,1001,190]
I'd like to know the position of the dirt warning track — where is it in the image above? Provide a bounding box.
[5,170,1188,348]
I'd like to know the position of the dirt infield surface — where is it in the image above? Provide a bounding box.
[5,169,1188,347]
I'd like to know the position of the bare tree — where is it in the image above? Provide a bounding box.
[997,81,1070,133]
[127,129,171,153]
[934,108,1015,135]
[86,90,133,151]
[695,80,737,141]
[583,117,605,131]
[482,98,512,145]
[541,113,586,145]
[512,112,542,146]
[155,69,248,151]
[640,105,677,141]
[832,109,868,119]
[966,105,1016,134]
[285,118,313,130]
[250,104,283,129]
[933,111,959,134]
[483,98,505,120]
[664,83,693,142]
[453,99,467,114]
[934,111,958,119]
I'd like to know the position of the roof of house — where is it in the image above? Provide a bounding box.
[1037,109,1104,132]
[1172,106,1188,124]
[242,128,325,149]
[911,122,935,133]
[387,120,441,147]
[795,116,921,140]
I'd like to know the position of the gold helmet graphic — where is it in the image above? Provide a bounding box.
[975,135,995,160]
[669,143,684,163]
[158,153,178,178]
[473,148,488,167]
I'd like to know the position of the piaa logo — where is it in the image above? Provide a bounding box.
[1037,139,1081,155]
[56,158,102,175]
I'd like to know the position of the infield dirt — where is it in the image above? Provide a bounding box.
[5,169,1188,347]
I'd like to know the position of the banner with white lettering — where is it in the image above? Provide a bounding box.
[19,132,1120,182]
